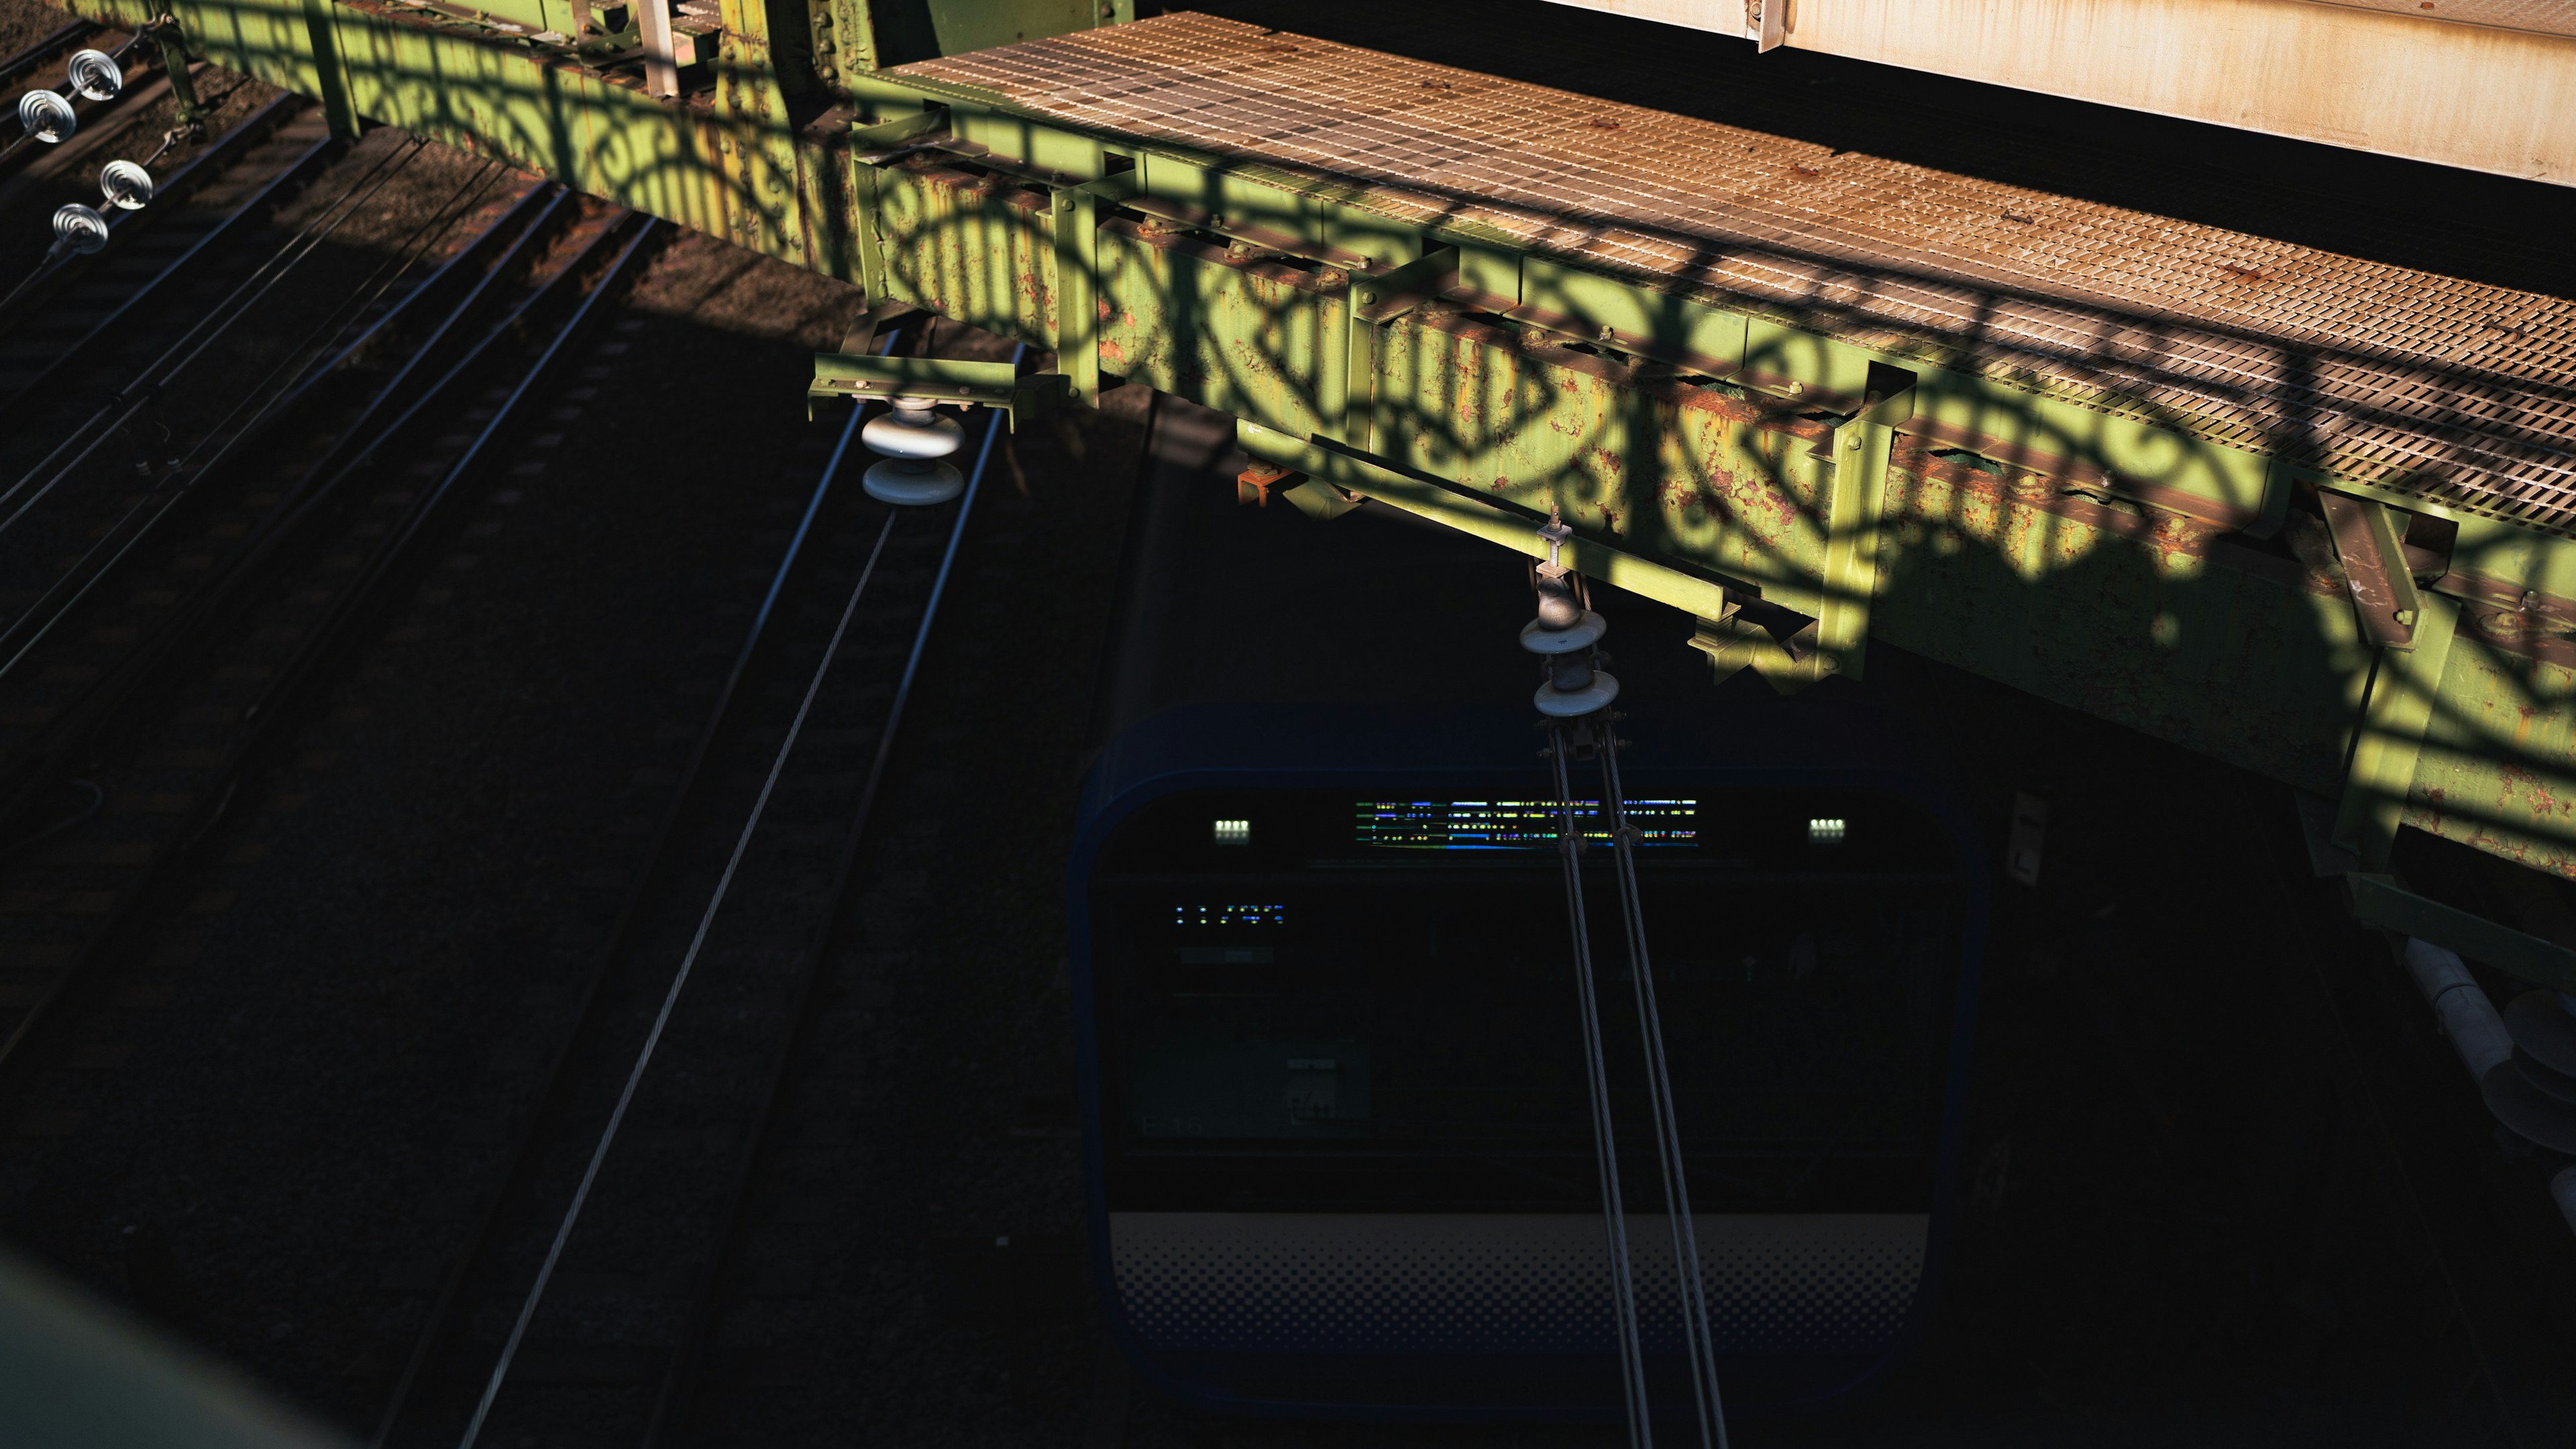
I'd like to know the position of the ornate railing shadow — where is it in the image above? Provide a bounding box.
[54,0,2576,884]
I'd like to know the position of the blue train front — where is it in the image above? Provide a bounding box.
[1068,402,1986,1423]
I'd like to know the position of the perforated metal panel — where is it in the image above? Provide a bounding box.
[2323,0,2576,38]
[904,15,2576,535]
[1110,1212,1927,1355]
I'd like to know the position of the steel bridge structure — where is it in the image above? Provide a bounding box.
[40,0,2576,981]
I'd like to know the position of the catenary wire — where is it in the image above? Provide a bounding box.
[1599,730,1731,1449]
[1549,725,1654,1447]
[449,329,957,1449]
[0,133,430,537]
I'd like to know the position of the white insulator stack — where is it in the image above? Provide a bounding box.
[18,89,76,144]
[859,396,966,506]
[99,159,153,211]
[1522,515,1618,717]
[48,204,109,259]
[66,49,123,101]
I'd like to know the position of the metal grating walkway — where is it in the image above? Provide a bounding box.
[901,13,2576,535]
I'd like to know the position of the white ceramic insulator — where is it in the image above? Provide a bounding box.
[859,397,965,461]
[66,49,122,101]
[1520,610,1607,655]
[1535,669,1619,718]
[51,203,109,256]
[863,458,965,506]
[2404,936,2512,1081]
[99,159,154,211]
[18,89,76,144]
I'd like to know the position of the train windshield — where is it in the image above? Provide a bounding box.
[1089,784,1970,1216]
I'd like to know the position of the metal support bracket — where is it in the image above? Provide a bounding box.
[639,0,678,97]
[294,0,359,137]
[1051,174,1136,409]
[808,352,1053,429]
[1808,363,1916,682]
[1237,421,1734,621]
[847,111,943,307]
[2318,490,2422,651]
[1688,592,1824,694]
[1745,0,1787,51]
[1338,245,1459,448]
[714,0,803,261]
[142,15,208,133]
[2346,871,2576,993]
[2335,590,2461,869]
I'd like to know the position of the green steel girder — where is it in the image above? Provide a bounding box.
[46,0,2576,900]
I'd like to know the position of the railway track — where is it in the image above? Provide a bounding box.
[0,17,97,94]
[0,91,323,400]
[0,19,139,184]
[0,181,646,1107]
[362,320,1020,1448]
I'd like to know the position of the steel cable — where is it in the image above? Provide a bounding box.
[0,132,429,537]
[165,156,508,476]
[633,341,1024,1446]
[1548,726,1654,1447]
[0,163,521,682]
[455,505,904,1449]
[1599,731,1731,1449]
[449,331,989,1449]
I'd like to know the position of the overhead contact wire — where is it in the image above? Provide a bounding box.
[170,157,508,476]
[0,133,429,538]
[455,515,901,1449]
[1599,733,1731,1449]
[842,340,1025,848]
[1550,728,1654,1448]
[451,327,931,1449]
[0,169,536,683]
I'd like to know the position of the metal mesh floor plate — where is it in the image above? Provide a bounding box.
[900,13,2576,536]
[2319,0,2576,39]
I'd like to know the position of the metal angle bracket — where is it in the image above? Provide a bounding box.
[1807,362,1917,683]
[808,352,1054,430]
[2346,871,2576,994]
[1745,0,1787,52]
[1051,173,1138,409]
[2317,490,2423,651]
[1688,591,1824,694]
[1237,420,1734,621]
[1340,245,1462,447]
[847,109,947,306]
[2334,590,2461,870]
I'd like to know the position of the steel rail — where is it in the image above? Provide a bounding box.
[0,18,97,89]
[243,211,651,729]
[0,207,647,1110]
[0,164,529,689]
[163,156,516,476]
[0,125,411,529]
[637,342,1025,1447]
[0,180,564,830]
[455,500,906,1449]
[1548,725,1654,1447]
[364,321,907,1449]
[0,93,319,404]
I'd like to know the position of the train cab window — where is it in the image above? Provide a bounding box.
[1089,782,1968,1217]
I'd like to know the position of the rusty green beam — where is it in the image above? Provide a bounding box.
[47,0,2576,888]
